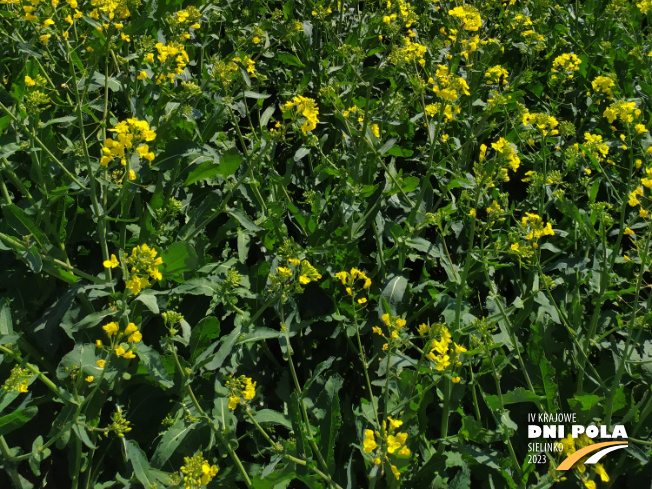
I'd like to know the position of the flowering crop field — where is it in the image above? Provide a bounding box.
[1,0,652,487]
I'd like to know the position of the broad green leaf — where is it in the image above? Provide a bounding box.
[137,344,174,388]
[152,418,195,467]
[277,53,305,67]
[3,204,49,247]
[0,298,13,335]
[0,406,38,436]
[252,409,292,429]
[161,242,198,278]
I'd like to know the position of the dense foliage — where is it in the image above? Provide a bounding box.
[0,0,651,487]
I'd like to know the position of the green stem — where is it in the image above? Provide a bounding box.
[168,341,253,488]
[0,101,87,189]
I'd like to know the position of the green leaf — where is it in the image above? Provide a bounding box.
[161,242,198,277]
[137,344,174,388]
[0,298,13,335]
[502,387,544,405]
[0,406,38,436]
[3,204,49,247]
[229,209,263,232]
[244,90,271,99]
[315,375,343,471]
[252,409,292,429]
[203,325,242,371]
[135,291,159,314]
[152,418,195,467]
[277,53,305,67]
[184,151,242,185]
[29,435,50,477]
[126,440,157,489]
[569,394,602,412]
[380,274,408,311]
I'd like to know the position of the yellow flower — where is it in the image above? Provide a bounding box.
[137,71,148,80]
[25,75,36,87]
[382,313,390,326]
[123,350,136,359]
[387,433,408,453]
[201,463,219,484]
[103,321,120,336]
[363,429,377,453]
[594,463,609,482]
[96,359,106,368]
[357,297,367,304]
[39,34,51,44]
[85,376,94,382]
[390,464,400,480]
[103,254,120,268]
[43,18,55,27]
[469,208,477,218]
[387,417,403,429]
[128,169,137,181]
[121,32,130,42]
[371,123,380,138]
[288,258,300,266]
[416,323,430,336]
[624,227,635,235]
[253,36,261,44]
[115,345,126,357]
[372,326,383,336]
[398,445,411,456]
[96,340,103,348]
[228,395,240,410]
[452,376,461,383]
[126,275,149,295]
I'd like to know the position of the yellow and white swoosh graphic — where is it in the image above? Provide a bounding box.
[556,441,628,471]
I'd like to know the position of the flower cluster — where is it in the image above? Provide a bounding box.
[100,321,141,358]
[334,268,372,304]
[226,375,257,410]
[637,0,652,13]
[448,5,482,31]
[521,213,555,242]
[287,258,322,285]
[167,7,201,40]
[490,137,521,172]
[282,96,320,135]
[106,244,163,295]
[560,434,609,489]
[180,453,219,489]
[389,37,427,66]
[551,53,581,80]
[423,323,466,377]
[210,55,256,88]
[430,65,470,102]
[522,111,560,137]
[575,133,609,162]
[627,165,651,219]
[362,417,410,480]
[151,41,191,84]
[101,118,156,167]
[485,65,509,85]
[591,75,615,100]
[373,313,407,345]
[603,100,641,124]
[109,406,132,437]
[268,258,322,298]
[2,365,31,393]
